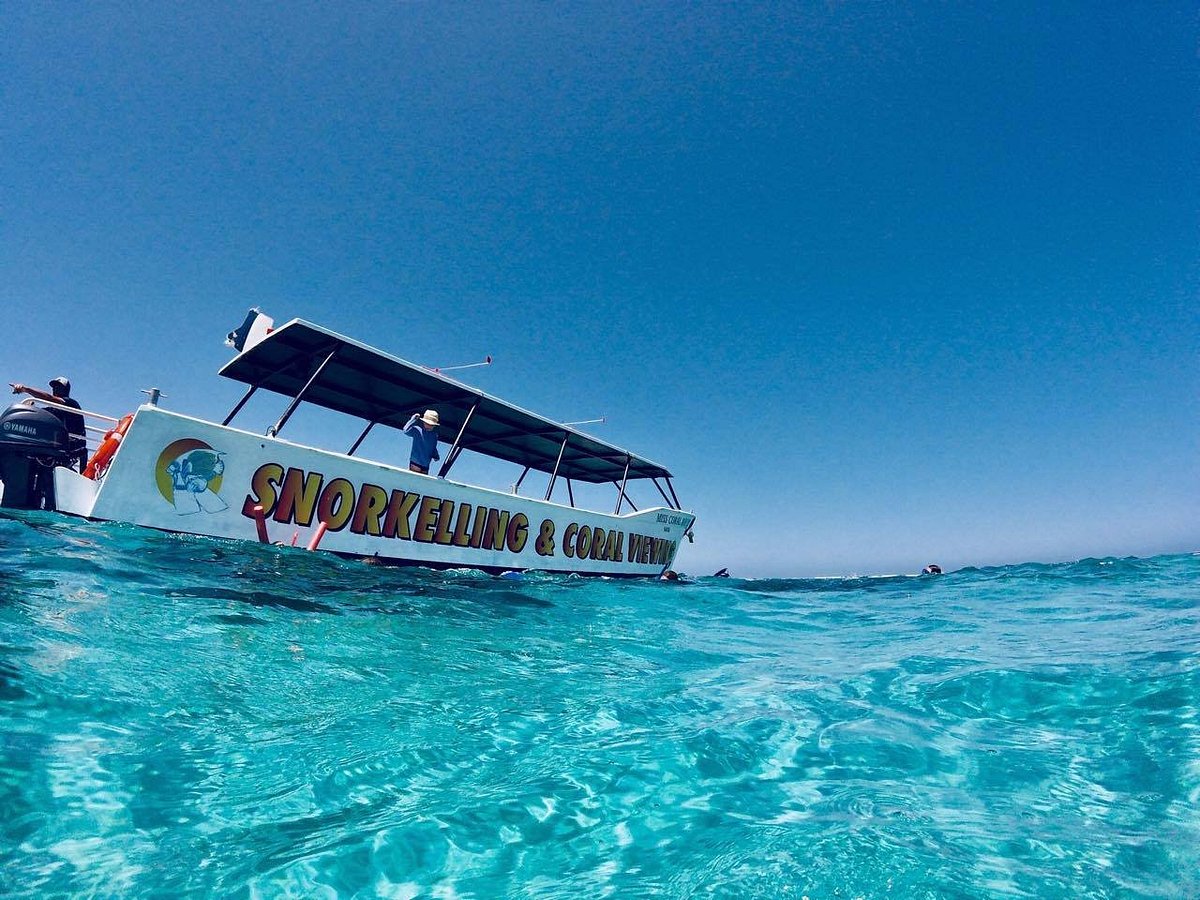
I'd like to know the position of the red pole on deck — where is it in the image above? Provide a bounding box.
[307,521,329,551]
[251,505,270,543]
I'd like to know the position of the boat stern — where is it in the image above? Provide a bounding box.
[53,466,101,517]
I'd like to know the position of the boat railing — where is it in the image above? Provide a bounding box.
[18,398,121,452]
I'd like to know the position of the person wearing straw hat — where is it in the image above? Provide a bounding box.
[402,409,441,475]
[9,376,88,471]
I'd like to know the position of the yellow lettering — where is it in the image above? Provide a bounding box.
[434,499,455,545]
[451,503,473,547]
[576,525,592,558]
[483,509,510,551]
[273,467,323,526]
[414,495,441,543]
[383,490,418,540]
[603,529,618,562]
[350,483,388,535]
[242,463,284,518]
[507,512,529,553]
[470,505,488,548]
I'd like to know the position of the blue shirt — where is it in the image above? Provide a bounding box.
[403,415,441,470]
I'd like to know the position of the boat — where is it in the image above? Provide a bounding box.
[0,310,695,576]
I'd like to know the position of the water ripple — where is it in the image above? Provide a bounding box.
[1,512,1198,896]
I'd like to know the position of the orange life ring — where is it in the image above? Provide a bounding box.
[83,414,134,479]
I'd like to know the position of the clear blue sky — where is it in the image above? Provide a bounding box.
[3,3,1196,576]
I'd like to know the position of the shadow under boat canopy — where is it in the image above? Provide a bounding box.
[217,319,678,502]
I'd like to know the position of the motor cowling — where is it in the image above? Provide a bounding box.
[0,403,70,509]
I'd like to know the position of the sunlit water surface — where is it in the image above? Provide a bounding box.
[2,512,1198,897]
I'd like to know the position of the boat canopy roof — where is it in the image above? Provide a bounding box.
[218,319,673,484]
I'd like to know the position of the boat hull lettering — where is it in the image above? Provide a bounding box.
[53,407,692,576]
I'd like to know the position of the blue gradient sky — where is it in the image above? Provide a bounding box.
[3,3,1196,576]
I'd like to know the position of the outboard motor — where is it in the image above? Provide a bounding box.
[0,403,70,510]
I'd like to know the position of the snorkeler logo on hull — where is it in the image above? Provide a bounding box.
[156,440,229,515]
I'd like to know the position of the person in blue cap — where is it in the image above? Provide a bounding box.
[403,409,441,474]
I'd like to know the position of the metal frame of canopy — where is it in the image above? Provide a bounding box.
[217,319,683,510]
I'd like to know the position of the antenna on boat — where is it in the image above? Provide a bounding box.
[563,417,606,427]
[141,387,166,407]
[429,356,493,374]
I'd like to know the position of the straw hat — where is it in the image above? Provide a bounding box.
[421,409,440,426]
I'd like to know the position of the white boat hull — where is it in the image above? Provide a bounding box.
[50,406,693,576]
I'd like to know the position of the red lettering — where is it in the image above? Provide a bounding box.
[273,467,323,526]
[317,479,355,531]
[242,463,284,518]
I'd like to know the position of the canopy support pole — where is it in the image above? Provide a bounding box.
[222,385,258,426]
[267,347,338,437]
[513,465,530,495]
[228,343,343,428]
[446,445,466,472]
[347,421,375,456]
[614,482,638,512]
[566,478,575,508]
[651,477,677,510]
[437,398,480,478]
[544,434,569,501]
[614,455,632,514]
[665,477,682,510]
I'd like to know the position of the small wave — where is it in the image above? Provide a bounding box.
[1,512,1198,897]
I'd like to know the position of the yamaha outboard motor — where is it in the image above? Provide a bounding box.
[0,403,70,510]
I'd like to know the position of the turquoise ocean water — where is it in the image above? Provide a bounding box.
[2,511,1198,898]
